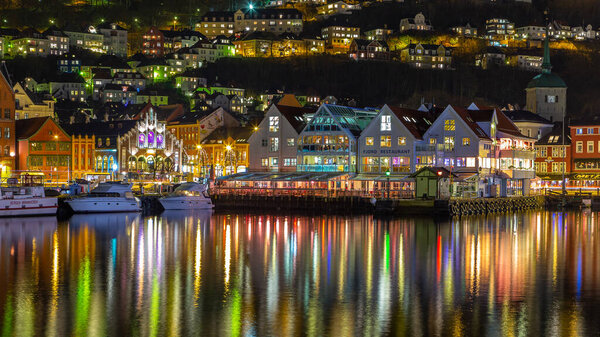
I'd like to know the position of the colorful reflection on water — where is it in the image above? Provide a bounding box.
[1,211,600,336]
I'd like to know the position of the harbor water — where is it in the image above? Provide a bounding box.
[0,211,599,335]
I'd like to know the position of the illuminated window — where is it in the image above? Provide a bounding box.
[444,119,455,131]
[398,137,406,146]
[462,138,470,146]
[576,141,583,153]
[444,136,455,151]
[261,158,268,166]
[380,115,391,131]
[587,141,594,153]
[269,116,279,132]
[287,138,295,146]
[576,128,583,135]
[365,137,374,146]
[270,137,279,152]
[380,136,391,147]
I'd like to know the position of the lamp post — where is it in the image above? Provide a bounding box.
[386,170,390,199]
[196,144,202,181]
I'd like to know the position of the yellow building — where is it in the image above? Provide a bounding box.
[71,134,96,180]
[200,127,252,177]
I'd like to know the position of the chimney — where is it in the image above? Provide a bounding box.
[70,115,75,124]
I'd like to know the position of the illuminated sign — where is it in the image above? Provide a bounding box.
[572,173,600,181]
[574,158,600,170]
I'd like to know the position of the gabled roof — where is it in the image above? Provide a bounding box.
[387,106,433,140]
[202,126,254,144]
[450,105,491,140]
[16,117,54,139]
[466,105,525,138]
[275,104,316,133]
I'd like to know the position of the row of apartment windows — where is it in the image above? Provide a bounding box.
[575,127,599,135]
[575,141,600,153]
[535,162,566,173]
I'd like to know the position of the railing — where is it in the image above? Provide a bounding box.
[212,187,415,199]
[296,164,348,172]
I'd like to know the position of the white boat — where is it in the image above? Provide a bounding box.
[66,182,141,213]
[0,184,58,217]
[159,182,213,210]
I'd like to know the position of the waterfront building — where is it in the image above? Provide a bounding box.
[399,13,433,32]
[15,117,71,181]
[525,34,567,123]
[467,103,536,194]
[570,120,600,184]
[357,105,433,175]
[13,83,55,120]
[200,126,252,177]
[167,107,240,176]
[348,39,390,61]
[0,68,15,178]
[502,109,553,140]
[400,43,452,69]
[534,124,571,184]
[62,120,136,180]
[420,105,494,194]
[248,104,316,172]
[118,106,185,179]
[297,104,378,173]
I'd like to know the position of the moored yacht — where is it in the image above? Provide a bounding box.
[159,182,213,210]
[0,183,58,217]
[66,182,140,213]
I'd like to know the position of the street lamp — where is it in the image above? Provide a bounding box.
[386,170,390,199]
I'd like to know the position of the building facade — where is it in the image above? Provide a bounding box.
[15,117,71,181]
[297,104,377,173]
[248,104,315,172]
[0,69,15,178]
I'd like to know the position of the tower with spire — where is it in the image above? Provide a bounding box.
[525,11,567,122]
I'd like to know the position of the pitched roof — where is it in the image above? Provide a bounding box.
[466,107,525,138]
[387,106,433,140]
[16,117,52,139]
[202,126,254,144]
[450,106,490,140]
[536,123,571,145]
[275,104,316,133]
[502,109,552,124]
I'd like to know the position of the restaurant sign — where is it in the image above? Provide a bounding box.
[574,158,600,170]
[572,173,600,181]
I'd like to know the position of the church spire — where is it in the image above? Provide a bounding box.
[542,9,552,74]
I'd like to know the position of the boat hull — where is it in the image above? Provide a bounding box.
[0,197,58,217]
[159,197,213,210]
[66,197,140,213]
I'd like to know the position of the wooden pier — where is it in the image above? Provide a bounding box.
[448,196,544,216]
